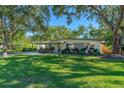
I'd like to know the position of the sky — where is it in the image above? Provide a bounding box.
[49,10,99,31]
[27,9,100,36]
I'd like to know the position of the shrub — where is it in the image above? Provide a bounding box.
[61,47,100,56]
[93,49,100,55]
[72,48,80,54]
[88,47,94,55]
[70,49,75,54]
[61,48,71,54]
[80,48,86,55]
[65,48,71,54]
[22,48,37,52]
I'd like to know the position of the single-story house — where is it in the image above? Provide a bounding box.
[33,39,103,53]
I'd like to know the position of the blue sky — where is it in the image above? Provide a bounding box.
[49,10,99,31]
[27,10,99,36]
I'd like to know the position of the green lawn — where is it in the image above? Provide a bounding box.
[0,54,124,88]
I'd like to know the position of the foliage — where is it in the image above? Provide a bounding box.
[61,47,100,55]
[30,25,85,41]
[80,48,86,55]
[87,24,113,47]
[0,6,50,56]
[22,48,37,52]
[52,5,124,53]
[61,48,71,54]
[92,49,100,55]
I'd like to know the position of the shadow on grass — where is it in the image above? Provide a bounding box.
[0,55,124,87]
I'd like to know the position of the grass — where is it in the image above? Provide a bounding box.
[0,54,124,88]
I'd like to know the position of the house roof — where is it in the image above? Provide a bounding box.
[32,39,101,44]
[50,39,102,42]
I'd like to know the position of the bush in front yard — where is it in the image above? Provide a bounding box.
[22,48,37,52]
[80,48,86,55]
[61,47,100,55]
[92,49,100,55]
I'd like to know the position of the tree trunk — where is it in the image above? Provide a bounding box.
[112,31,120,54]
[2,33,9,57]
[2,43,8,57]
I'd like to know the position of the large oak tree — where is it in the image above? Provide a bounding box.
[52,5,124,54]
[0,6,50,57]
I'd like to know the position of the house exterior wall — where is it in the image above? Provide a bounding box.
[38,39,102,53]
[60,40,101,53]
[52,43,59,53]
[74,43,84,49]
[94,41,101,52]
[38,44,49,50]
[60,43,66,50]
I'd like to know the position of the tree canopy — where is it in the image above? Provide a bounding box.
[52,5,124,53]
[30,25,85,42]
[0,5,123,56]
[0,5,50,56]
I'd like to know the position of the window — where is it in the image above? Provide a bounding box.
[84,43,89,48]
[74,43,84,49]
[66,43,74,48]
[90,44,95,48]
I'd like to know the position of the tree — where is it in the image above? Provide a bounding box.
[30,25,85,42]
[0,6,27,56]
[46,26,71,40]
[89,5,124,54]
[31,26,75,41]
[52,5,124,54]
[88,25,113,47]
[73,25,85,38]
[0,6,50,57]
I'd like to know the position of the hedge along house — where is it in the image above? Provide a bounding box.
[33,39,102,54]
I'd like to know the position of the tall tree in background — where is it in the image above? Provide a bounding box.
[88,24,113,47]
[0,6,50,57]
[71,25,85,38]
[52,5,124,54]
[30,26,71,41]
[30,25,85,41]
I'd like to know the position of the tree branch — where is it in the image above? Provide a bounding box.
[90,5,113,30]
[116,5,124,30]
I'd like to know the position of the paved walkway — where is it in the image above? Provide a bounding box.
[15,52,57,55]
[21,52,56,55]
[0,52,57,57]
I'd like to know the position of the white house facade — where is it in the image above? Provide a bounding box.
[35,39,102,53]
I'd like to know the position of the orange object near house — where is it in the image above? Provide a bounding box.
[101,43,112,54]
